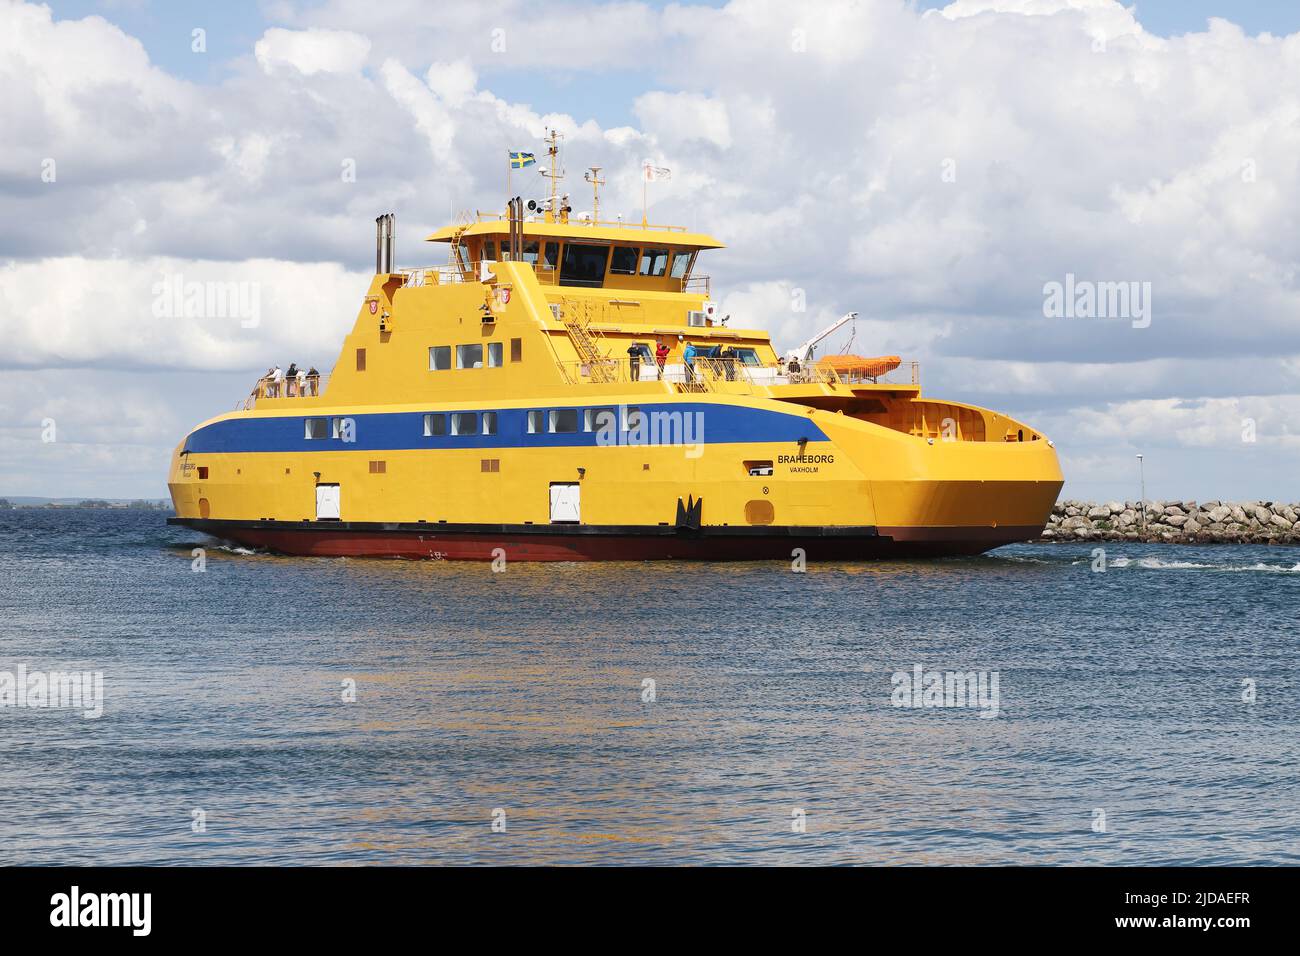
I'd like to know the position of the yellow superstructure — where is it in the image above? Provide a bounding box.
[167,142,1062,560]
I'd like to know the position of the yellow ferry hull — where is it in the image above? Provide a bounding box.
[167,393,1063,561]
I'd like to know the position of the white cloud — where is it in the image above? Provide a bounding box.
[0,256,367,372]
[634,92,732,150]
[254,27,371,75]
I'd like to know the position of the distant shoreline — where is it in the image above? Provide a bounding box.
[0,498,169,510]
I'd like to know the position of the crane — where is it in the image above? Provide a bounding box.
[785,312,857,366]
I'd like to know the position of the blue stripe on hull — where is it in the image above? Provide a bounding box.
[183,402,828,454]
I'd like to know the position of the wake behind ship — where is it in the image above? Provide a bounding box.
[168,136,1063,560]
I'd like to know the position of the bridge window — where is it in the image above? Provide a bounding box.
[735,347,761,365]
[423,414,446,436]
[487,342,503,367]
[482,240,497,261]
[670,250,695,279]
[548,409,579,433]
[542,242,559,270]
[304,418,328,439]
[429,346,451,371]
[451,412,478,435]
[639,249,669,277]
[609,246,638,275]
[457,344,483,369]
[482,411,498,435]
[560,243,609,288]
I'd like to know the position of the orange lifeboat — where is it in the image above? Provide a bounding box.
[815,354,902,380]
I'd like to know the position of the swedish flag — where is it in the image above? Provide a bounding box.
[509,151,536,169]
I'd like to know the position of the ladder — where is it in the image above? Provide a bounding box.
[560,299,617,383]
[449,224,470,276]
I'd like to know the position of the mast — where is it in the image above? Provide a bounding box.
[541,128,564,221]
[584,166,604,223]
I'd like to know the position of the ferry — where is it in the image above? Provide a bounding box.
[167,133,1063,560]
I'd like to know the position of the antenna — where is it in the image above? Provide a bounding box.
[584,166,604,223]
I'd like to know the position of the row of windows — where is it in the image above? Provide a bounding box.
[430,342,504,371]
[423,411,499,436]
[480,240,695,286]
[305,408,645,441]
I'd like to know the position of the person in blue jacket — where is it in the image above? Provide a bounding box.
[682,339,697,381]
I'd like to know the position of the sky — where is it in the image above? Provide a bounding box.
[2,0,1299,503]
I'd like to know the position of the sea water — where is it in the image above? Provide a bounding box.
[0,508,1296,864]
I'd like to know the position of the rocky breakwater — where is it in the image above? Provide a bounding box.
[1042,500,1300,544]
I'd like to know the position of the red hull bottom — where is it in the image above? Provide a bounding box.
[170,519,1042,561]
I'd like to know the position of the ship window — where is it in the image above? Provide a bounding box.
[483,240,497,261]
[451,412,478,435]
[527,410,544,434]
[429,346,451,371]
[735,348,760,365]
[304,418,328,439]
[639,249,669,277]
[548,408,579,433]
[560,243,609,288]
[423,414,446,436]
[482,411,498,435]
[487,342,503,367]
[197,466,209,480]
[542,242,559,270]
[510,338,522,362]
[330,417,352,439]
[609,246,638,275]
[622,406,644,431]
[583,408,616,432]
[670,250,695,279]
[456,344,483,369]
[356,348,367,371]
[521,241,540,266]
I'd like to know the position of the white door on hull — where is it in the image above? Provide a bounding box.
[549,483,580,524]
[316,483,341,520]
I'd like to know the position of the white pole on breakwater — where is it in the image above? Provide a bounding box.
[1137,454,1146,532]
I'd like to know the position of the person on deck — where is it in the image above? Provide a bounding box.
[655,342,669,379]
[269,365,284,398]
[306,367,320,396]
[683,340,697,381]
[627,344,642,382]
[285,363,299,397]
[721,346,736,381]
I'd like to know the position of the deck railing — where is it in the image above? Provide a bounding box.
[236,372,332,410]
[553,356,919,393]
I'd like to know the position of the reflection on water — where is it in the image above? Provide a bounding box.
[0,509,1297,864]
